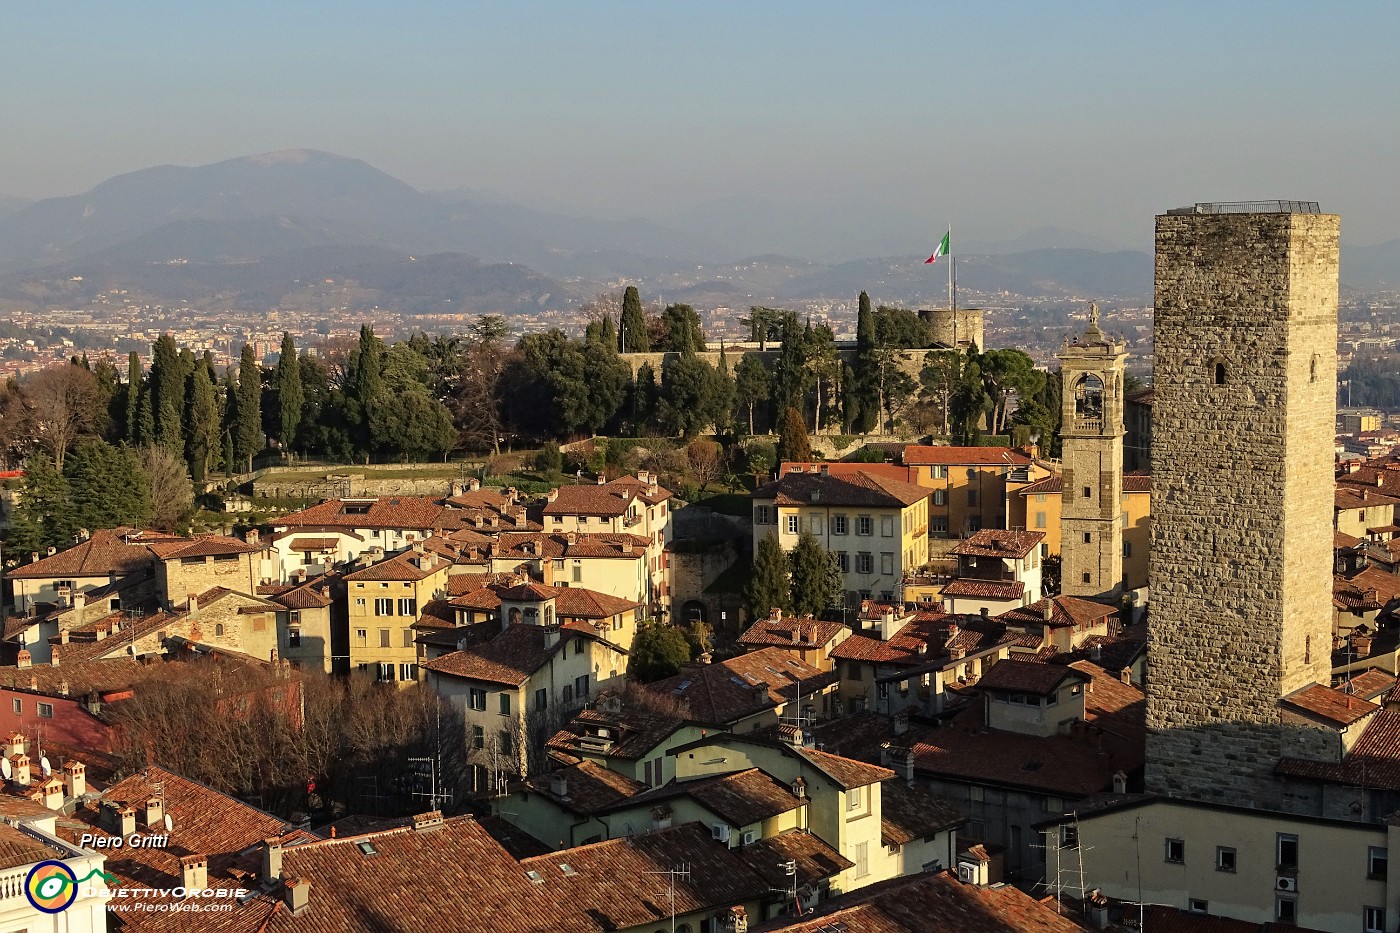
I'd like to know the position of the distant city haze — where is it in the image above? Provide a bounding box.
[4,1,1399,257]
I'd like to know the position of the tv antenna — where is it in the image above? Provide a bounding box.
[644,864,691,933]
[767,859,804,917]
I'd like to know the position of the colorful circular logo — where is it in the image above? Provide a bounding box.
[26,860,79,913]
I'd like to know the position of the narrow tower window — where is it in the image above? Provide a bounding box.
[1310,355,1318,383]
[1214,362,1227,385]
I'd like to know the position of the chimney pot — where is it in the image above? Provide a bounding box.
[16,650,30,670]
[262,837,283,882]
[284,877,311,916]
[180,854,208,894]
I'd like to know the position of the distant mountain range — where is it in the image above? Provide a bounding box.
[0,150,1393,314]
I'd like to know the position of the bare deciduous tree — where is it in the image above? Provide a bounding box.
[139,446,194,531]
[21,364,101,472]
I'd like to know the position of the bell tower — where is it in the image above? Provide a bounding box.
[1057,303,1127,602]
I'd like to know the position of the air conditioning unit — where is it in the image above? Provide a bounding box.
[1276,876,1297,892]
[957,863,976,884]
[711,824,730,843]
[741,831,756,846]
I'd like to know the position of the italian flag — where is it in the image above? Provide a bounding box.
[925,231,950,264]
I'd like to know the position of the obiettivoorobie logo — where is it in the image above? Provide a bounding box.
[25,861,118,913]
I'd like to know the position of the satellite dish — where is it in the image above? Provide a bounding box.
[163,813,173,833]
[40,757,51,777]
[1,758,11,781]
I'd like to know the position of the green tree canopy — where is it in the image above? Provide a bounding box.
[775,406,811,463]
[734,354,771,435]
[745,534,791,621]
[234,343,263,470]
[628,623,692,682]
[789,531,842,617]
[658,304,706,354]
[274,332,304,452]
[619,285,650,353]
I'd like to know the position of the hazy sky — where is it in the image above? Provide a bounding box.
[5,1,1398,247]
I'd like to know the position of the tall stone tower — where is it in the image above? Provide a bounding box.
[1058,305,1127,601]
[1145,203,1339,808]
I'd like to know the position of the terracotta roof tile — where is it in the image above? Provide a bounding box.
[753,470,931,508]
[679,768,805,826]
[277,495,446,530]
[999,596,1116,630]
[734,829,853,889]
[548,705,687,762]
[878,781,965,847]
[779,461,919,483]
[977,658,1090,696]
[7,528,155,579]
[493,532,650,560]
[1343,668,1396,701]
[145,534,259,560]
[421,624,555,686]
[520,760,646,815]
[951,529,1045,560]
[1279,709,1400,790]
[941,579,1025,600]
[648,648,837,727]
[543,475,671,517]
[1280,683,1379,727]
[755,867,1088,932]
[342,550,444,582]
[738,612,849,650]
[902,446,1033,467]
[0,822,65,871]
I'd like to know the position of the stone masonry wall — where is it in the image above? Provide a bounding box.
[1145,211,1340,808]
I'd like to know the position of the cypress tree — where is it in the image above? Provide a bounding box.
[745,535,792,620]
[619,285,649,353]
[789,531,842,617]
[185,364,219,484]
[274,332,304,453]
[124,352,141,444]
[150,335,184,454]
[235,343,262,471]
[776,407,812,463]
[851,292,879,433]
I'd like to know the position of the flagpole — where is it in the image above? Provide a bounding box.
[946,224,953,313]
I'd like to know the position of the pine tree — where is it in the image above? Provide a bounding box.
[776,407,811,463]
[734,355,771,435]
[619,285,649,353]
[235,343,262,471]
[745,535,792,620]
[8,453,75,555]
[274,332,304,453]
[789,531,841,617]
[64,440,151,532]
[349,325,384,457]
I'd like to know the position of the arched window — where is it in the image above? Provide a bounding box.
[1073,374,1104,418]
[1214,362,1227,385]
[215,623,225,637]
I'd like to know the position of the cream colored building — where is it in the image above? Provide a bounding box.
[343,545,451,684]
[940,529,1044,615]
[752,468,931,607]
[486,531,651,608]
[1045,796,1398,931]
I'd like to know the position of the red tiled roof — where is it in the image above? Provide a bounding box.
[734,830,853,890]
[145,534,259,560]
[879,781,965,847]
[277,495,446,530]
[422,624,558,686]
[286,537,340,552]
[738,612,849,650]
[977,658,1089,697]
[999,596,1116,630]
[1280,683,1378,727]
[779,461,919,483]
[1336,487,1400,510]
[1343,668,1396,701]
[7,528,155,579]
[902,446,1033,467]
[493,532,650,560]
[756,867,1088,933]
[1018,472,1150,495]
[753,470,931,508]
[342,550,444,582]
[0,822,64,872]
[941,579,1025,600]
[519,759,646,815]
[830,614,1005,668]
[910,661,1144,796]
[1336,530,1364,550]
[649,647,837,727]
[548,704,687,762]
[543,476,670,517]
[951,529,1044,560]
[1279,709,1400,790]
[679,768,805,826]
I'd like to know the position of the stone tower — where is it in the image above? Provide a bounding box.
[1145,203,1339,808]
[1058,305,1127,602]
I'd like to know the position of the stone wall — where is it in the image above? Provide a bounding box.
[922,308,985,351]
[1145,209,1340,808]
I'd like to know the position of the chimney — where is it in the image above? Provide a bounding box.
[791,776,807,798]
[1090,643,1103,661]
[180,855,207,894]
[469,478,481,492]
[651,806,672,830]
[565,532,576,546]
[546,488,559,503]
[451,481,464,497]
[596,473,607,485]
[144,795,164,828]
[1112,770,1128,794]
[73,592,86,614]
[38,777,64,811]
[549,773,569,798]
[1041,600,1054,622]
[16,650,30,670]
[245,528,259,547]
[543,625,560,650]
[106,804,136,837]
[261,837,283,882]
[60,629,69,645]
[637,470,650,485]
[1119,669,1133,685]
[718,906,748,933]
[284,878,311,917]
[186,593,199,617]
[47,546,57,557]
[58,680,68,696]
[1355,633,1375,657]
[63,760,86,799]
[979,607,989,620]
[879,610,897,641]
[893,710,910,735]
[5,734,23,759]
[412,811,444,832]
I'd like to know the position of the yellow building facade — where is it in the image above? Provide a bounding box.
[902,446,1048,538]
[344,547,451,684]
[1009,474,1151,592]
